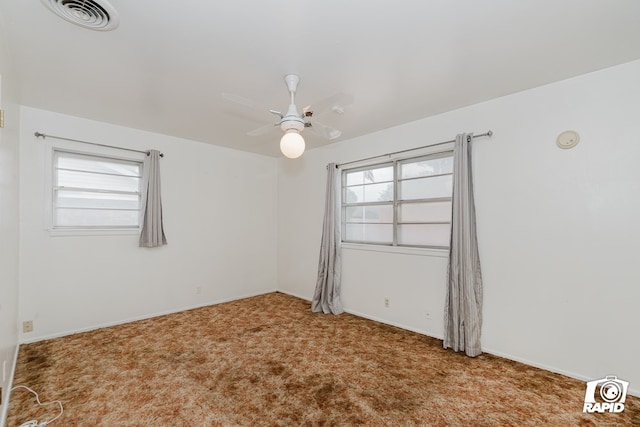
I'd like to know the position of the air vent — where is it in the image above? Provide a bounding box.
[40,0,120,31]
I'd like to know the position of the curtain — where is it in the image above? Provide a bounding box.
[139,150,167,248]
[312,163,344,314]
[443,133,483,357]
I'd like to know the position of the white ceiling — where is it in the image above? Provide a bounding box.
[1,0,639,157]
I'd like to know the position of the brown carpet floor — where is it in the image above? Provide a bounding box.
[7,292,639,426]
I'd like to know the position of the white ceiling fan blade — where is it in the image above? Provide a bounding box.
[307,93,354,116]
[247,122,278,137]
[308,121,342,140]
[221,92,267,112]
[223,93,282,136]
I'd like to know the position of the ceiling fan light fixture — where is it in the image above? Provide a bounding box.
[224,74,346,157]
[280,130,305,159]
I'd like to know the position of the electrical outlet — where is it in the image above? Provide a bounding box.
[196,286,202,294]
[23,320,33,333]
[425,312,432,320]
[384,298,390,308]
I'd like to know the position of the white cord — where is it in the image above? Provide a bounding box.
[10,385,64,426]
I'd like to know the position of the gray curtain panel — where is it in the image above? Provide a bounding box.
[312,163,344,314]
[139,150,167,248]
[443,133,483,357]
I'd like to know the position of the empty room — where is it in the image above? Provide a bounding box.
[1,1,639,426]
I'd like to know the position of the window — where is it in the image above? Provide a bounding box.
[52,150,143,229]
[342,151,453,248]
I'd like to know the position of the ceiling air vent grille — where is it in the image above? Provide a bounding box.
[40,0,120,31]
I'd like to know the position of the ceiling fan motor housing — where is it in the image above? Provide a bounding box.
[280,103,305,132]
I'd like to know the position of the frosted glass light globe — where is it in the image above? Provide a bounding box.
[280,131,305,159]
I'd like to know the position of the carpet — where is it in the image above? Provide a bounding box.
[7,292,639,426]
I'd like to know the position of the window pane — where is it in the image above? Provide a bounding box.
[57,169,140,193]
[345,204,393,223]
[397,224,450,247]
[344,223,393,243]
[345,182,393,203]
[400,156,453,179]
[345,166,393,186]
[345,170,364,186]
[364,182,393,202]
[344,186,363,203]
[56,190,140,210]
[398,175,452,200]
[55,208,139,227]
[57,153,141,177]
[365,166,393,183]
[398,201,452,223]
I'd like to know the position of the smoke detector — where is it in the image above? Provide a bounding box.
[41,0,120,31]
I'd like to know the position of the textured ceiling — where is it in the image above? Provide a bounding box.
[1,0,639,157]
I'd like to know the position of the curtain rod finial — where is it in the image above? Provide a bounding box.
[35,132,45,138]
[487,130,493,137]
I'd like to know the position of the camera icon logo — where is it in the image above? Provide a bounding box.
[583,375,629,413]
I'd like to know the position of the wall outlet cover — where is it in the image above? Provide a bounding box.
[23,320,34,333]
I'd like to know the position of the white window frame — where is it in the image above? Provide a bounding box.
[45,147,145,236]
[341,150,453,250]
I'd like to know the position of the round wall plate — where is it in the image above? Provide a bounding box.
[556,130,580,149]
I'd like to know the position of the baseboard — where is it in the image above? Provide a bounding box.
[481,346,640,399]
[275,289,312,302]
[0,344,19,427]
[20,288,277,344]
[343,307,445,341]
[277,290,445,340]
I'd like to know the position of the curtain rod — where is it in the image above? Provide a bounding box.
[34,132,164,157]
[335,130,492,168]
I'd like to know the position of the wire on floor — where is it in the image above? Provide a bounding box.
[10,385,64,427]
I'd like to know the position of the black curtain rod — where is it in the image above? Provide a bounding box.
[35,132,164,157]
[335,130,493,168]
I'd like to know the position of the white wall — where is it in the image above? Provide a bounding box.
[278,60,640,396]
[0,25,21,427]
[19,107,278,342]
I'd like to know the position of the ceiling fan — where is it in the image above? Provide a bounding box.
[223,75,353,158]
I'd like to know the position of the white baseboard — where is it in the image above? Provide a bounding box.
[277,290,445,339]
[481,346,640,398]
[0,344,19,427]
[275,289,312,302]
[20,288,277,344]
[343,307,445,340]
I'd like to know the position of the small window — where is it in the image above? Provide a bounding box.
[342,151,453,248]
[342,163,394,244]
[52,150,143,229]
